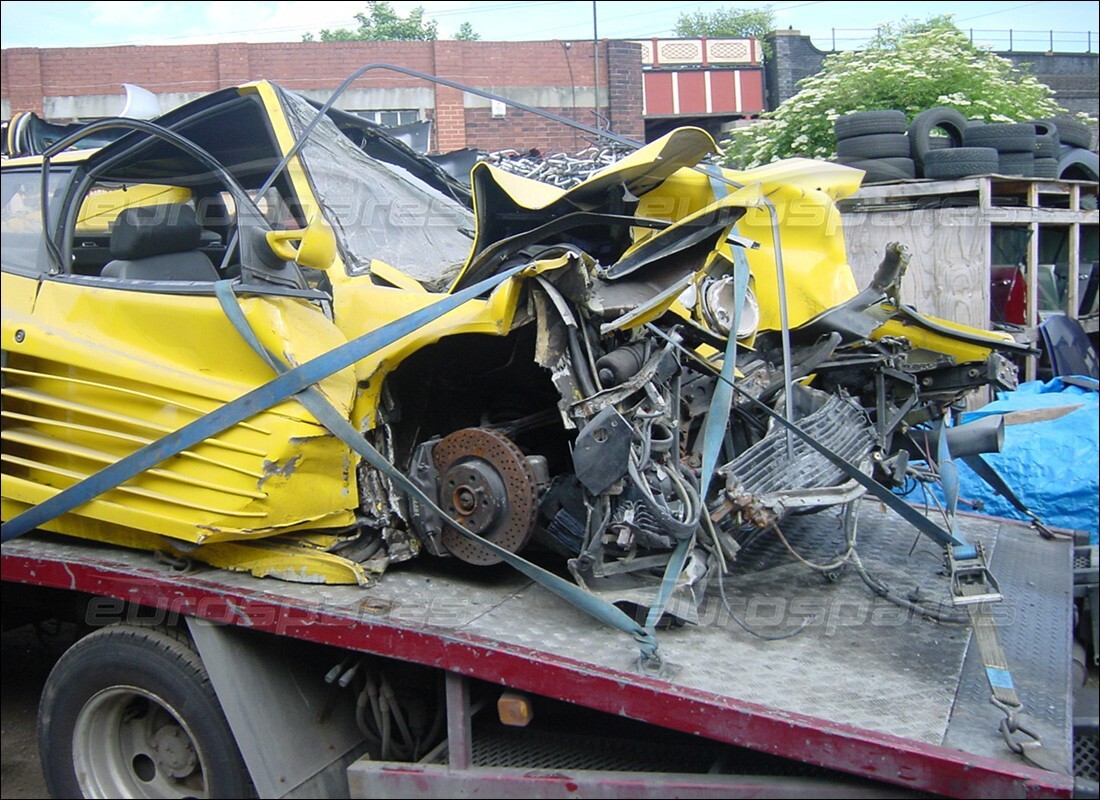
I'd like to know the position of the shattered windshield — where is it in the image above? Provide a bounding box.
[279,89,473,286]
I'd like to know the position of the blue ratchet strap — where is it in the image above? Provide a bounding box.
[642,173,750,638]
[937,416,960,527]
[643,323,972,552]
[960,454,1055,538]
[937,416,978,560]
[697,254,749,499]
[702,163,732,205]
[640,538,692,652]
[212,282,660,662]
[2,264,527,543]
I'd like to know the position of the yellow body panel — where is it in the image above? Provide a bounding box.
[630,158,863,334]
[328,270,526,429]
[872,313,1015,365]
[1,271,359,544]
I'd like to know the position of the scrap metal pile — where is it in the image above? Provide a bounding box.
[485,145,630,189]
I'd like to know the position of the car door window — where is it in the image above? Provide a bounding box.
[1,167,71,277]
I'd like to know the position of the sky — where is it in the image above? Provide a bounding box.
[1,0,1097,53]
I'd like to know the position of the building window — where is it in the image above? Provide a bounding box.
[355,109,420,128]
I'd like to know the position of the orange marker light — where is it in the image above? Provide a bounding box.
[497,692,534,727]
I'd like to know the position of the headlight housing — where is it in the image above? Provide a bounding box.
[700,275,759,339]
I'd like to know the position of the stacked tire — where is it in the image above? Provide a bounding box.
[963,123,1037,177]
[1030,120,1061,178]
[833,111,915,182]
[834,107,1097,183]
[1042,117,1099,182]
[909,107,997,180]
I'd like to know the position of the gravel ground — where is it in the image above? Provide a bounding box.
[1,624,72,799]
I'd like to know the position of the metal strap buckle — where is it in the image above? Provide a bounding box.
[998,714,1043,755]
[950,544,1003,605]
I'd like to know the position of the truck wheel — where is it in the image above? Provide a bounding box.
[997,151,1035,177]
[38,623,253,799]
[838,157,915,182]
[1030,121,1060,158]
[1058,148,1100,182]
[1040,116,1093,149]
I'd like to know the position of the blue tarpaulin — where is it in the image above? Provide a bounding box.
[916,378,1099,542]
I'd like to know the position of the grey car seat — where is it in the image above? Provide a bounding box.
[101,204,219,281]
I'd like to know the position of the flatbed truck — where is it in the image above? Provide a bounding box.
[3,502,1092,798]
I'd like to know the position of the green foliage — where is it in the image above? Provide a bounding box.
[453,21,481,41]
[675,5,775,60]
[867,14,958,47]
[302,1,438,42]
[675,5,774,40]
[721,17,1067,168]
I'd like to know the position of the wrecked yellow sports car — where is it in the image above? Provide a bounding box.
[1,75,1030,618]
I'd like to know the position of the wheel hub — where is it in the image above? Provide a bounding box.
[432,428,539,565]
[441,459,506,535]
[73,686,208,798]
[151,723,198,779]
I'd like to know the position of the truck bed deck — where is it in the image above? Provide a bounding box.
[1,503,1075,797]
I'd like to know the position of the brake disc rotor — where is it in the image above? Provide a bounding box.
[432,428,539,565]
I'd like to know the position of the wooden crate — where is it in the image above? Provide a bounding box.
[839,176,1099,381]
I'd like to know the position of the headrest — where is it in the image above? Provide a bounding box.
[110,204,202,260]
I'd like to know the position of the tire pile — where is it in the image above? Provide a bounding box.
[833,108,1098,183]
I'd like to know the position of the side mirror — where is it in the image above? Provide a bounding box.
[265,215,337,270]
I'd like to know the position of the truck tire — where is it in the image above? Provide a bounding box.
[922,147,999,179]
[908,107,969,171]
[963,123,1036,153]
[835,133,910,159]
[38,623,253,799]
[834,110,907,140]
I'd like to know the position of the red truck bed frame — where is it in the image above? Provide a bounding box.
[1,503,1076,798]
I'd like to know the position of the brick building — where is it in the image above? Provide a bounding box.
[2,39,644,154]
[1,37,767,154]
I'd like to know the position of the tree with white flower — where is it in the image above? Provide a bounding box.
[721,16,1070,168]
